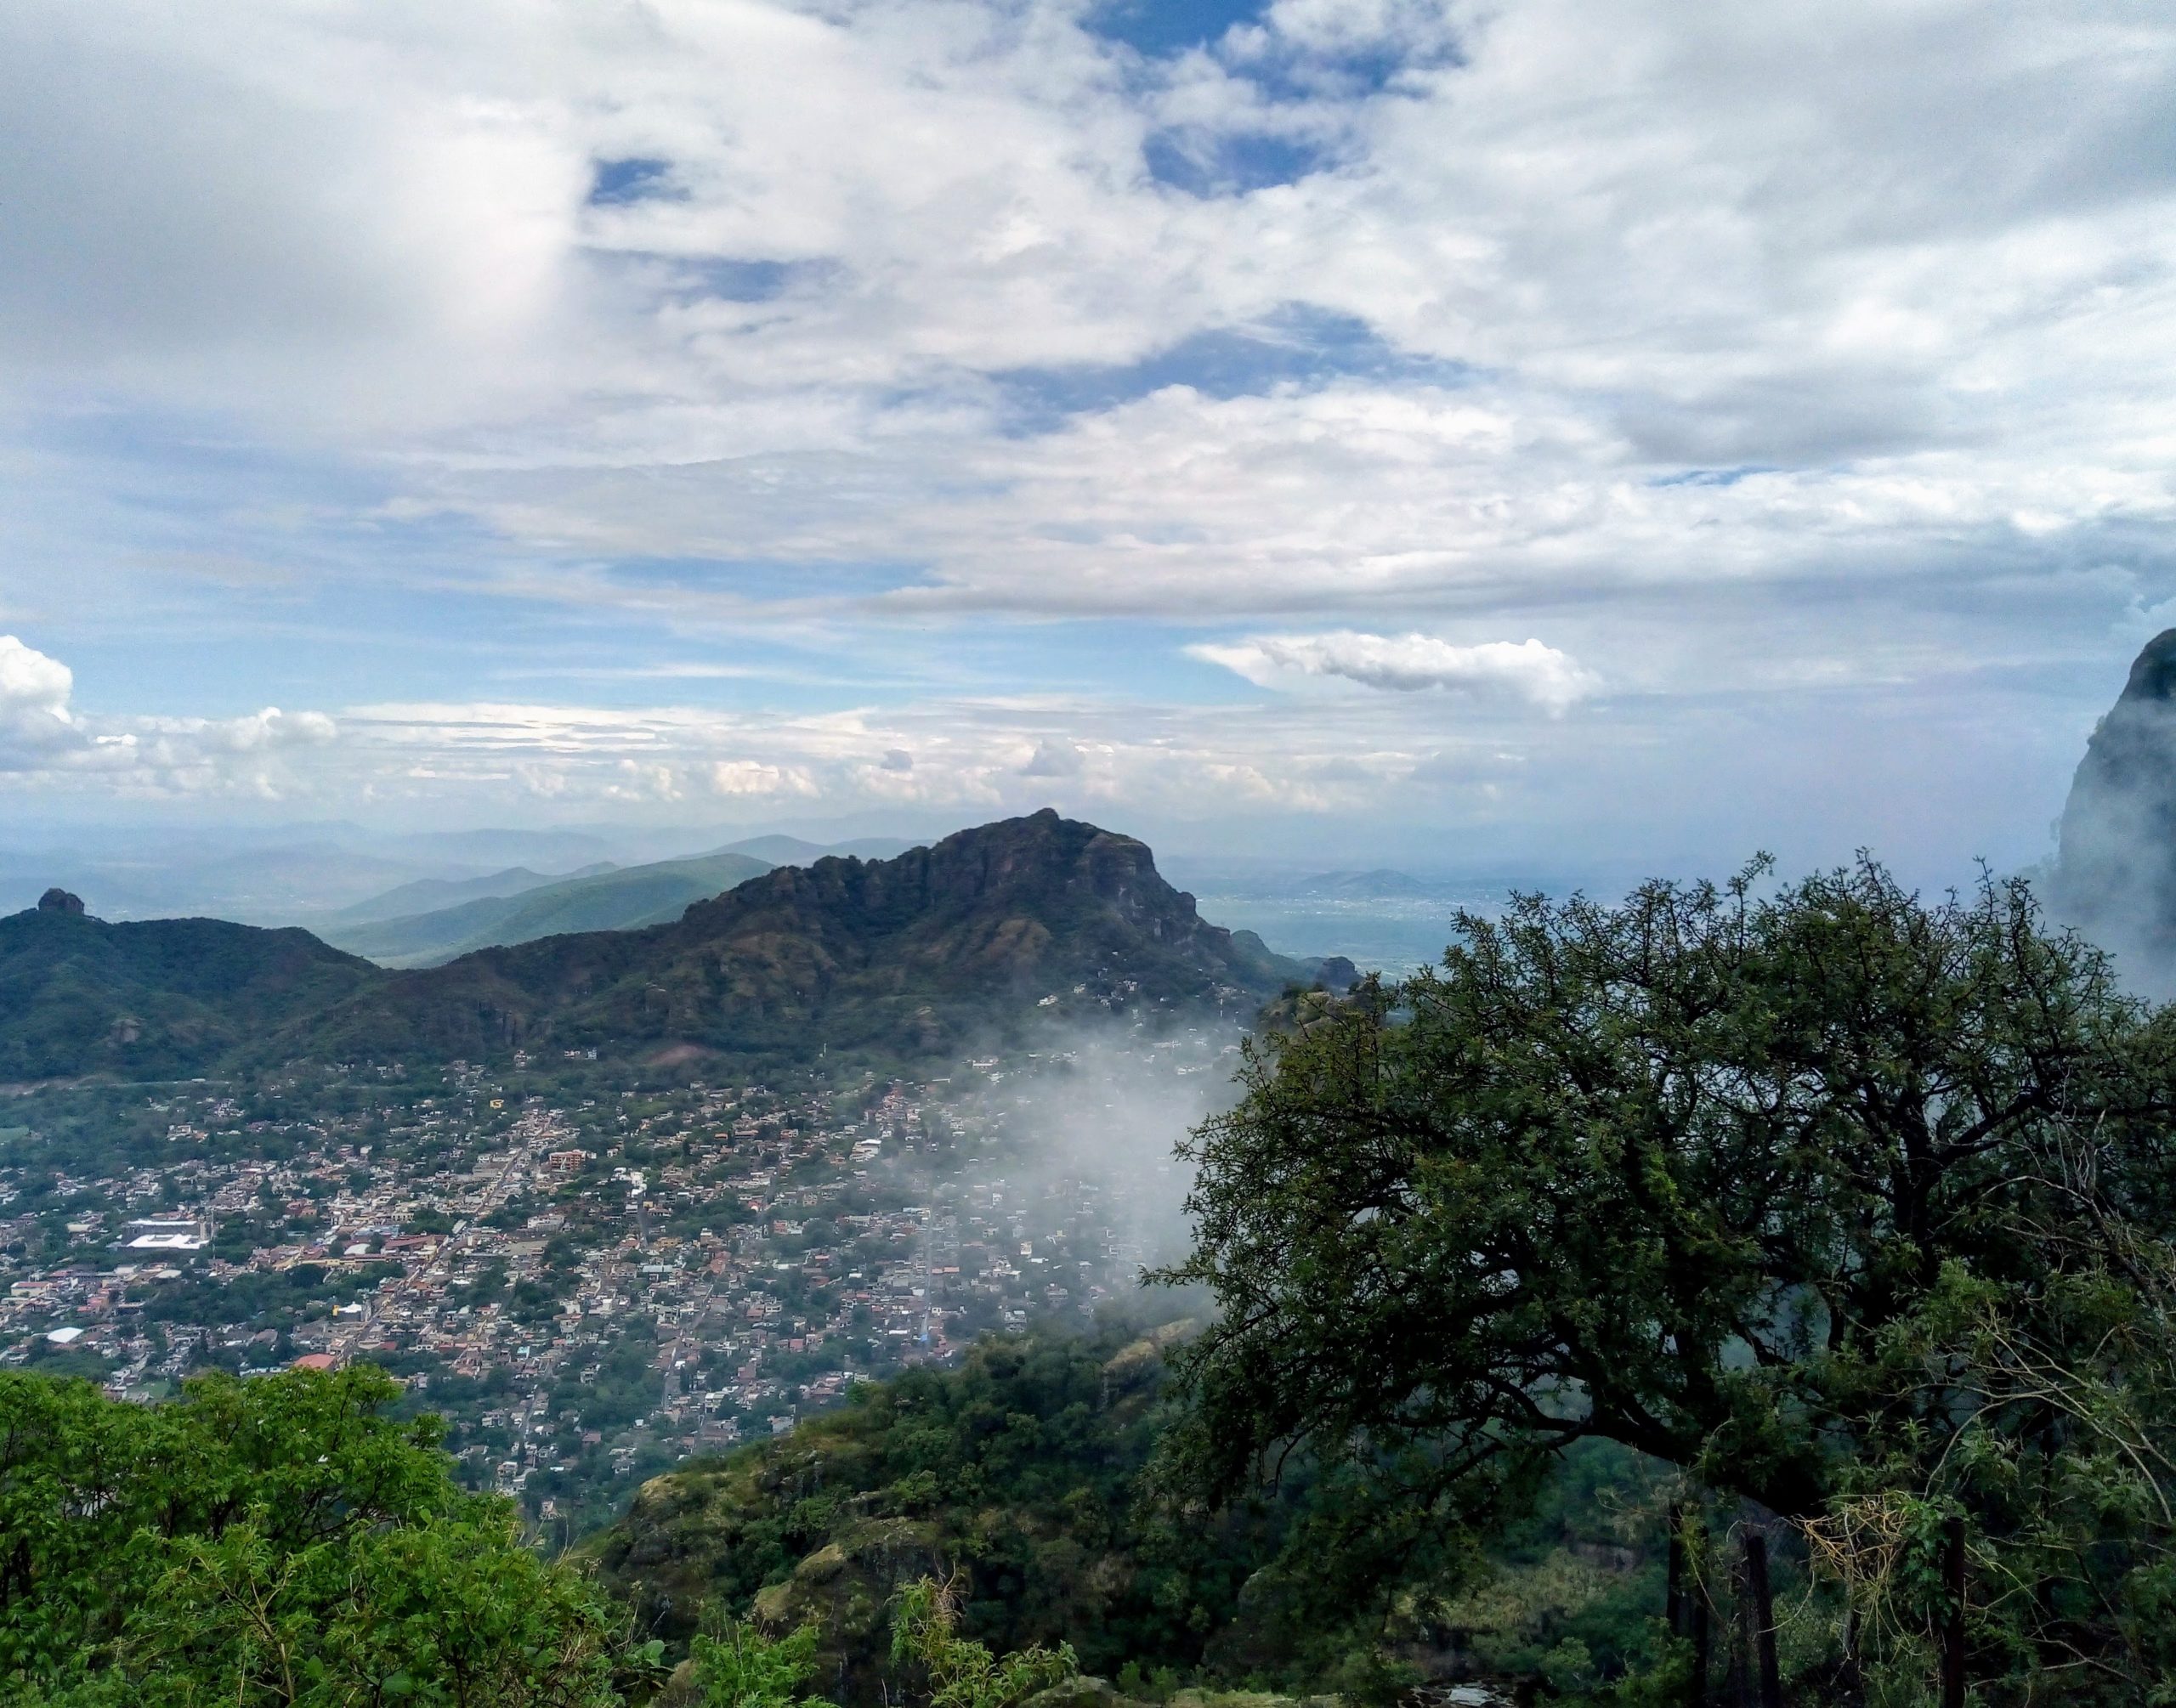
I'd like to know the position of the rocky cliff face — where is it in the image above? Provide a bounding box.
[2051,630,2176,982]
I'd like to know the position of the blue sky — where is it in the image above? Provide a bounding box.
[2,0,2174,880]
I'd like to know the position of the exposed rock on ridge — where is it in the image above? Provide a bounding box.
[267,810,1309,1065]
[2051,629,2176,983]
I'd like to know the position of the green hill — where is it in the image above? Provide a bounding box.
[321,861,614,928]
[320,851,772,967]
[0,903,377,1082]
[273,812,1306,1066]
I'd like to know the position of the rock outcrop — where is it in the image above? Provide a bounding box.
[2050,629,2176,982]
[277,810,1312,1065]
[36,888,84,915]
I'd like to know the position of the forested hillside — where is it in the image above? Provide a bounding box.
[280,812,1305,1065]
[0,903,376,1082]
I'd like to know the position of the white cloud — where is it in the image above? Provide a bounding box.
[709,759,819,798]
[0,636,76,760]
[1191,632,1597,711]
[0,635,338,792]
[1018,737,1086,777]
[0,1,2168,877]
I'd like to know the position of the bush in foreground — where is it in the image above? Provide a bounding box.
[0,1365,654,1705]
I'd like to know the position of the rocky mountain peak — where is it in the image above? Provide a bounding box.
[36,887,84,915]
[2051,628,2176,981]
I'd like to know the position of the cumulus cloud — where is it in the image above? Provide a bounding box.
[0,635,337,791]
[0,636,76,761]
[1191,633,1597,711]
[709,759,819,798]
[1018,737,1086,777]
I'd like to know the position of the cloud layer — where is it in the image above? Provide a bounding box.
[0,0,2169,876]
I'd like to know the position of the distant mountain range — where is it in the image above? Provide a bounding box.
[0,825,916,929]
[319,851,774,968]
[713,834,915,866]
[324,862,620,928]
[0,812,1340,1082]
[314,834,921,967]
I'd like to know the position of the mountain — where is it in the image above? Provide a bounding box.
[0,813,1326,1079]
[324,862,615,929]
[318,851,772,968]
[0,840,465,925]
[272,811,1309,1066]
[715,833,918,864]
[0,903,377,1082]
[2050,629,2176,985]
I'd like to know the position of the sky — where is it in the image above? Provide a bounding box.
[3,0,2174,881]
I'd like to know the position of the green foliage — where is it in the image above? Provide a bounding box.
[588,1329,1304,1696]
[0,1366,650,1705]
[690,1617,836,1708]
[1161,857,2176,1700]
[889,1576,1076,1708]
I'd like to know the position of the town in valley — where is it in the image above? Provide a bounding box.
[2,1029,1227,1540]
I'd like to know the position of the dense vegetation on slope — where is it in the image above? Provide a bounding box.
[0,906,375,1081]
[0,1366,649,1705]
[592,1326,1275,1693]
[587,1326,1668,1703]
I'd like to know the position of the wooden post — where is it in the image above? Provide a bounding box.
[1746,1532,1782,1708]
[1942,1515,1967,1708]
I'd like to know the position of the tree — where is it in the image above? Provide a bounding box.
[1158,859,2176,1697]
[0,1366,654,1705]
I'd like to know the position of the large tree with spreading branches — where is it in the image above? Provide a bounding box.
[1159,860,2176,1696]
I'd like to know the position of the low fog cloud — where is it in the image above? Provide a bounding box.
[954,1022,1244,1303]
